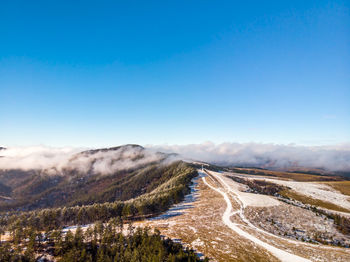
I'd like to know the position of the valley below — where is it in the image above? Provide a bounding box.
[1,146,350,261]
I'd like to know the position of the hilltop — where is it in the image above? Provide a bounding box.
[0,144,186,212]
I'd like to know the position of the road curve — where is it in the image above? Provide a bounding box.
[202,172,311,262]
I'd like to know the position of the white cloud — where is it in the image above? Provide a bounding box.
[149,142,350,172]
[0,146,82,172]
[0,145,167,175]
[1,142,349,174]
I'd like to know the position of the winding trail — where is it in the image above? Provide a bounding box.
[202,171,311,262]
[217,171,350,253]
[214,172,308,244]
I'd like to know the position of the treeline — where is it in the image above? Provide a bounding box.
[228,168,274,177]
[312,208,350,237]
[68,161,197,206]
[0,159,194,212]
[0,220,208,261]
[227,176,286,196]
[0,162,198,232]
[334,214,350,236]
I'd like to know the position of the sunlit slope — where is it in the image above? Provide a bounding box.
[0,145,195,212]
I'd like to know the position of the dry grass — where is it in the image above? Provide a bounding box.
[232,168,342,182]
[280,189,350,213]
[245,203,350,245]
[136,175,350,261]
[141,178,278,262]
[321,181,350,197]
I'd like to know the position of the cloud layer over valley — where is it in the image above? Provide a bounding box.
[150,142,350,172]
[1,142,350,174]
[0,145,167,175]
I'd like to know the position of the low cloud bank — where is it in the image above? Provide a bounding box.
[0,145,166,175]
[0,146,81,172]
[1,142,349,174]
[150,142,350,172]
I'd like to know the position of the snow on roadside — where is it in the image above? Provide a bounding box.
[149,172,204,221]
[202,175,311,262]
[220,175,280,207]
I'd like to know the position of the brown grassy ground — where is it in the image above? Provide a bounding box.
[3,174,350,261]
[279,188,350,213]
[137,176,350,261]
[232,168,342,182]
[320,181,350,197]
[138,178,278,262]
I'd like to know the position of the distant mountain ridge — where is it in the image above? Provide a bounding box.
[79,144,144,155]
[0,144,187,212]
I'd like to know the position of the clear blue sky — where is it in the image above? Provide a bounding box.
[1,0,349,147]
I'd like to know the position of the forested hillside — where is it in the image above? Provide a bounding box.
[0,145,204,261]
[0,145,198,231]
[0,145,184,212]
[0,221,207,261]
[0,161,197,231]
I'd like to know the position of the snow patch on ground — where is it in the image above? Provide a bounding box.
[221,175,280,207]
[202,175,311,262]
[148,172,204,220]
[192,238,204,247]
[266,179,350,210]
